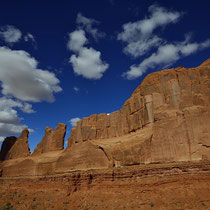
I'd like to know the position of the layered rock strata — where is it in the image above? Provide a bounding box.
[67,59,210,166]
[0,59,210,177]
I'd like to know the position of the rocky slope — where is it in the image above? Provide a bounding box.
[0,59,210,177]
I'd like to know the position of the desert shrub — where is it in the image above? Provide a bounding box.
[150,202,154,207]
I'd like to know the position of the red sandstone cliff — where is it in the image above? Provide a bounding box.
[66,59,210,166]
[0,128,30,161]
[0,59,210,177]
[32,123,66,155]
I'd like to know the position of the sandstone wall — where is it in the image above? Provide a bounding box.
[32,123,66,155]
[0,129,30,160]
[68,59,210,165]
[1,59,210,177]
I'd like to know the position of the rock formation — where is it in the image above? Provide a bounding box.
[0,128,30,161]
[0,59,210,177]
[66,59,210,166]
[0,136,16,161]
[32,123,66,155]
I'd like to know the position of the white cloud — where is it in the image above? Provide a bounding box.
[0,98,30,124]
[0,25,22,44]
[0,97,35,138]
[124,36,163,58]
[0,108,20,125]
[20,103,35,113]
[119,5,210,79]
[69,117,80,127]
[73,86,79,92]
[0,97,22,109]
[68,14,109,80]
[118,4,181,57]
[0,123,29,136]
[0,25,36,48]
[0,136,4,142]
[67,30,88,52]
[118,4,181,41]
[0,47,62,138]
[76,13,105,40]
[70,47,109,79]
[0,98,35,115]
[24,33,35,42]
[123,38,210,79]
[0,47,62,102]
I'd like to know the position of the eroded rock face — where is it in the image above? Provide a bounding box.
[68,59,210,165]
[32,123,66,155]
[55,141,110,173]
[1,59,210,177]
[0,128,30,160]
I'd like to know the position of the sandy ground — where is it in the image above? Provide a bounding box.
[1,161,210,209]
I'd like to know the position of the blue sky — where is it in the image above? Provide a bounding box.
[0,0,209,151]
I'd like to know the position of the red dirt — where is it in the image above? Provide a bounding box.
[1,161,210,209]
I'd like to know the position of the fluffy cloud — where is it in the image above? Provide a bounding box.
[0,98,35,114]
[124,38,210,79]
[118,5,181,58]
[123,36,162,58]
[70,47,108,79]
[119,5,210,79]
[0,47,62,102]
[67,30,87,52]
[0,108,19,125]
[76,13,105,40]
[20,103,35,113]
[68,14,109,80]
[0,47,61,139]
[69,117,80,126]
[0,25,36,49]
[0,25,22,44]
[0,123,30,136]
[118,5,181,41]
[0,97,35,139]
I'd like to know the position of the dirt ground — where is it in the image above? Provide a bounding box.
[1,161,210,210]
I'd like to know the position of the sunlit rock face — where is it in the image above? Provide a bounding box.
[1,59,210,177]
[0,128,30,161]
[32,123,66,155]
[68,59,210,165]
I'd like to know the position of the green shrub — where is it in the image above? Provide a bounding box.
[150,202,154,207]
